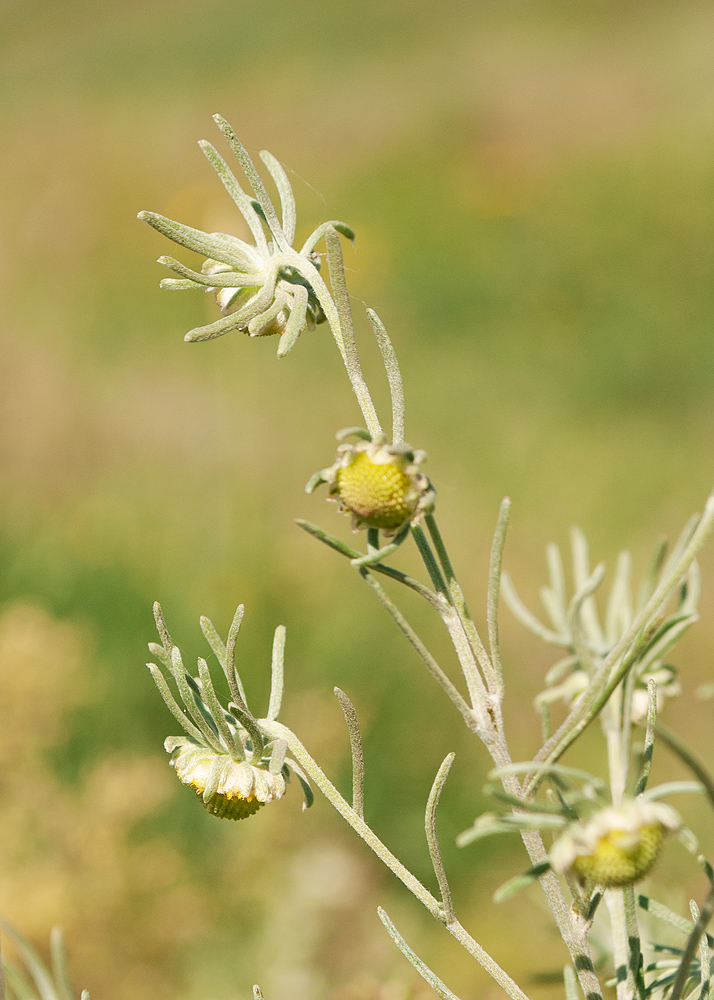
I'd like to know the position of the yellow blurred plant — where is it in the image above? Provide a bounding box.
[0,604,211,1000]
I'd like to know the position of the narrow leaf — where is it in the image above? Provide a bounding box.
[378,908,463,1000]
[260,150,297,245]
[494,862,552,903]
[425,753,455,921]
[198,139,268,251]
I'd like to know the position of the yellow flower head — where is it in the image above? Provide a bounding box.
[148,604,313,823]
[309,436,435,535]
[550,799,679,888]
[169,741,286,821]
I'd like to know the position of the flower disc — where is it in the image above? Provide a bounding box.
[571,824,664,887]
[335,452,415,530]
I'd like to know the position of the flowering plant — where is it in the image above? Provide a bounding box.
[132,115,714,1000]
[6,113,710,1000]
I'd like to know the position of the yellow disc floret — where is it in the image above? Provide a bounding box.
[335,451,415,530]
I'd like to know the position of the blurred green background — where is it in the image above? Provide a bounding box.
[2,1,714,998]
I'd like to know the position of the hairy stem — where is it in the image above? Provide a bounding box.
[261,721,531,1000]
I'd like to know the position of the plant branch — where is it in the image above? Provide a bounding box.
[324,227,382,439]
[669,884,714,1000]
[260,721,530,1000]
[378,908,464,1000]
[425,514,501,697]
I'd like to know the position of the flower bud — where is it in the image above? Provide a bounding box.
[550,799,679,887]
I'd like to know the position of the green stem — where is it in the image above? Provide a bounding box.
[285,244,382,439]
[295,519,443,609]
[514,823,603,1000]
[654,722,714,816]
[446,918,531,1000]
[411,524,448,595]
[634,680,657,796]
[415,515,601,999]
[605,693,626,806]
[669,883,714,1000]
[487,498,511,698]
[624,887,645,1000]
[378,908,464,1000]
[412,521,493,723]
[325,229,383,439]
[263,721,439,913]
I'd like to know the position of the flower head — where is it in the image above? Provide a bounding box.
[167,740,286,820]
[147,604,313,821]
[308,432,435,535]
[138,114,353,357]
[550,799,679,887]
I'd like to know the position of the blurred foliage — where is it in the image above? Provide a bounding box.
[2,1,714,998]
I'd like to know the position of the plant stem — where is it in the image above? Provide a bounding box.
[261,721,531,1000]
[262,721,439,913]
[606,890,632,1000]
[425,514,501,696]
[378,908,463,1000]
[324,228,383,439]
[446,918,531,1000]
[487,497,511,698]
[624,887,645,1000]
[654,722,714,815]
[289,242,382,439]
[514,822,604,1000]
[357,567,478,731]
[412,514,603,1000]
[669,883,714,1000]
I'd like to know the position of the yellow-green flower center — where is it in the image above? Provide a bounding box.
[335,452,414,530]
[572,824,664,887]
[183,776,264,821]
